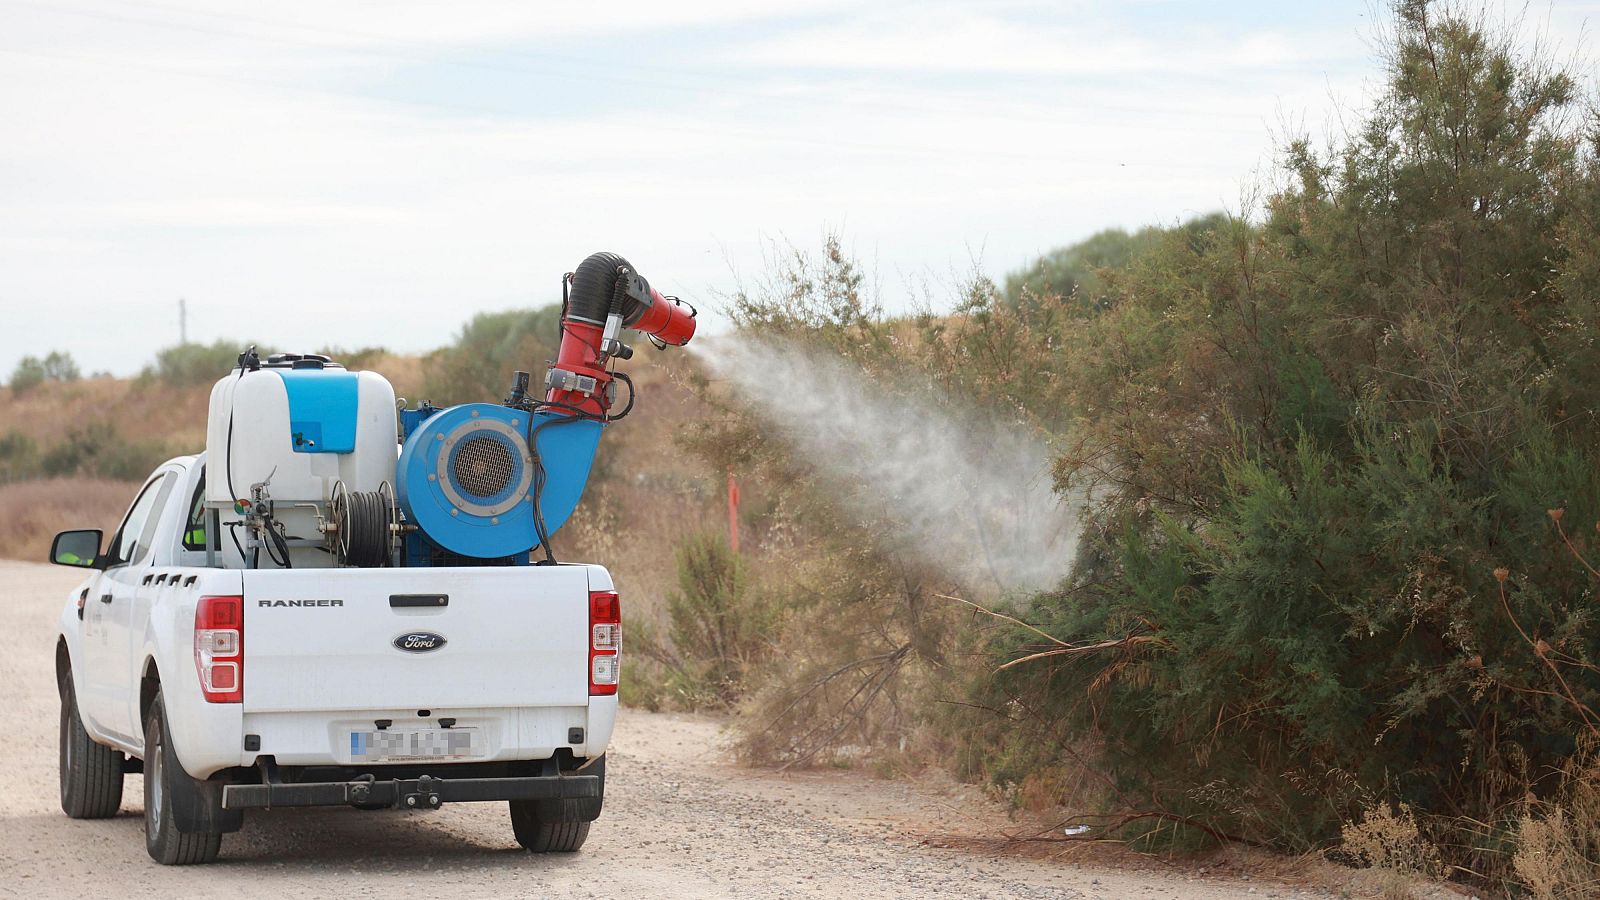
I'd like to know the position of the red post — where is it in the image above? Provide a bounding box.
[727,472,740,554]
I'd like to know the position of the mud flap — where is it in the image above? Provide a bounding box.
[526,754,605,822]
[168,768,244,834]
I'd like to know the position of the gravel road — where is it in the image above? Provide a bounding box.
[0,560,1340,899]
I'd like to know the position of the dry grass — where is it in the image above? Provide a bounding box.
[0,477,143,562]
[0,375,209,453]
[1340,803,1443,878]
[1513,744,1600,899]
[365,351,426,402]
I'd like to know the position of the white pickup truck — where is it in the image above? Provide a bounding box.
[48,253,695,866]
[51,452,617,864]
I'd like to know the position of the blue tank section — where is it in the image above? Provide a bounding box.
[396,403,604,559]
[277,369,359,453]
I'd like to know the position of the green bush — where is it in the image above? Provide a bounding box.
[143,341,259,386]
[631,531,778,709]
[40,422,170,481]
[316,346,389,370]
[421,307,561,406]
[964,1,1600,878]
[9,351,80,394]
[1004,214,1225,309]
[0,430,40,482]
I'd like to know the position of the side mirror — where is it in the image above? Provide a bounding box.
[51,530,105,569]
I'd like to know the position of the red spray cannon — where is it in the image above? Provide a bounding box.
[544,252,697,416]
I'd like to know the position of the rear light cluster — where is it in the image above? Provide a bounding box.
[194,595,243,703]
[589,590,620,696]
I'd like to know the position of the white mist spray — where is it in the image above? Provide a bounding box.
[698,336,1080,597]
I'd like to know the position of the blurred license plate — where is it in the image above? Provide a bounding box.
[350,728,479,763]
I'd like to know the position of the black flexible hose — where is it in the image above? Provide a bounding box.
[260,509,292,569]
[338,490,390,567]
[226,521,247,564]
[568,252,653,327]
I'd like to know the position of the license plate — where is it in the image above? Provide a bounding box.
[349,728,479,763]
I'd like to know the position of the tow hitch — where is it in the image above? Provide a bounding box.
[221,771,599,810]
[400,775,443,810]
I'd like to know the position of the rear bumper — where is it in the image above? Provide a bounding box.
[221,772,600,810]
[171,697,618,779]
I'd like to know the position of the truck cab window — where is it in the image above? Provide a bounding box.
[107,473,175,567]
[182,472,211,551]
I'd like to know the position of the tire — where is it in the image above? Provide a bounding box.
[509,755,603,853]
[143,694,222,865]
[510,808,591,853]
[59,673,125,819]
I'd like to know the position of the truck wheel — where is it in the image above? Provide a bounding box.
[59,673,125,818]
[143,694,222,865]
[510,808,590,852]
[509,755,604,853]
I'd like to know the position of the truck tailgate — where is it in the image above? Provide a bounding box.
[242,567,591,712]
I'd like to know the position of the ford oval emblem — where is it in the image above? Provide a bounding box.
[393,631,447,653]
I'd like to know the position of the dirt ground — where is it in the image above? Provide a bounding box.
[0,560,1394,899]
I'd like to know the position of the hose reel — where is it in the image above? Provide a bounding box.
[329,479,396,567]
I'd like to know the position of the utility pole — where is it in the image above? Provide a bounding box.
[727,471,740,554]
[179,297,188,345]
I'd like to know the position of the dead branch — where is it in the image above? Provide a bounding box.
[936,593,1070,647]
[778,643,911,771]
[996,634,1166,672]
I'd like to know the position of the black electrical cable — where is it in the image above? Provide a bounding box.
[522,412,598,565]
[519,368,633,563]
[224,366,243,501]
[535,398,607,420]
[533,458,553,565]
[559,271,572,342]
[222,357,251,566]
[610,371,636,421]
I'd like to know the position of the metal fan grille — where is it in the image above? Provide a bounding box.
[452,436,516,498]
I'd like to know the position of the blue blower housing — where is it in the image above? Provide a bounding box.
[396,403,603,559]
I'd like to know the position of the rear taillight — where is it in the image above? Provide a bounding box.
[589,590,620,696]
[194,595,243,703]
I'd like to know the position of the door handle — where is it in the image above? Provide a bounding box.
[99,593,113,604]
[390,594,448,608]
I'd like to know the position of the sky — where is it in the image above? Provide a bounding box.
[0,1,1594,378]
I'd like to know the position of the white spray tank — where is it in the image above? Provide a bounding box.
[205,352,397,567]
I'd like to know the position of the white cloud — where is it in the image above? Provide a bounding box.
[726,5,1318,75]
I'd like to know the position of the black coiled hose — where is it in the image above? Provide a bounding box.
[336,490,390,567]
